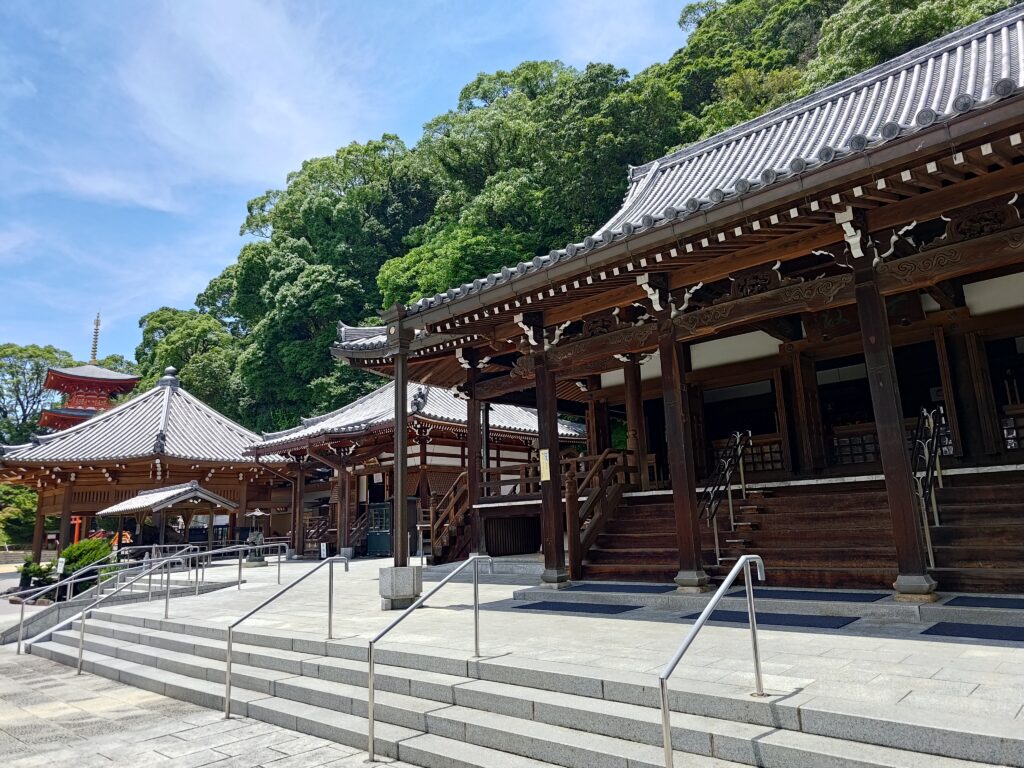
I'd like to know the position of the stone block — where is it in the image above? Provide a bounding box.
[379,565,423,610]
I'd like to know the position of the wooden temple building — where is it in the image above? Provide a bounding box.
[332,8,1024,596]
[250,380,585,562]
[0,368,287,559]
[38,315,140,431]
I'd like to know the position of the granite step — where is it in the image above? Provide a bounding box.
[32,609,1024,768]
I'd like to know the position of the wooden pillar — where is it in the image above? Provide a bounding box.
[31,496,46,563]
[296,465,306,555]
[57,483,73,554]
[482,403,492,473]
[236,480,248,542]
[289,468,299,552]
[586,376,611,456]
[623,355,649,489]
[534,343,568,586]
[417,428,430,508]
[660,327,710,590]
[791,352,827,473]
[951,331,1001,457]
[339,463,351,550]
[392,315,413,568]
[849,212,936,598]
[466,359,484,554]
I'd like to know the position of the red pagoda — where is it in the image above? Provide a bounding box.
[38,314,140,431]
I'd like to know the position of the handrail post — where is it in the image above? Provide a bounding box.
[16,602,26,655]
[77,608,88,674]
[164,561,172,619]
[237,549,243,590]
[660,677,673,767]
[473,556,481,658]
[738,435,748,499]
[744,559,765,697]
[224,627,234,719]
[367,640,377,761]
[328,559,334,640]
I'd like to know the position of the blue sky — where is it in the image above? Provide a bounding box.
[0,0,686,362]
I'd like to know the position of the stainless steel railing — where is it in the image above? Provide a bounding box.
[658,555,766,768]
[20,557,186,670]
[12,550,199,654]
[223,556,349,719]
[367,555,492,761]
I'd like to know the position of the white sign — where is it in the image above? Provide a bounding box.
[539,449,550,482]
[320,542,328,560]
[56,557,67,575]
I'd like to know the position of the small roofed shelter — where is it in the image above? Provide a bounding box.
[0,368,287,562]
[250,380,585,563]
[96,481,239,550]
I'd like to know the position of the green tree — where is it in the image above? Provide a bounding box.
[805,0,1017,88]
[0,485,41,547]
[0,343,75,444]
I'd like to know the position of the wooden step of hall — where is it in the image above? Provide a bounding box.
[587,479,1024,591]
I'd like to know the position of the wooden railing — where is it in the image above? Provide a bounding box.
[349,508,369,550]
[430,471,470,561]
[565,450,629,579]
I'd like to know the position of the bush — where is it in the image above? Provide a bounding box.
[18,557,55,589]
[58,538,112,576]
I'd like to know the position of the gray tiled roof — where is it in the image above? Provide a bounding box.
[50,364,140,381]
[257,381,586,449]
[96,480,238,517]
[0,368,274,465]
[385,7,1024,323]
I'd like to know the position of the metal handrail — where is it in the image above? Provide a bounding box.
[185,542,288,590]
[699,430,751,564]
[223,556,348,718]
[658,555,766,768]
[20,557,185,669]
[911,407,945,569]
[13,551,198,654]
[367,554,492,761]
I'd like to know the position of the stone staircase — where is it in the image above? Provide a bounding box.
[27,608,1023,768]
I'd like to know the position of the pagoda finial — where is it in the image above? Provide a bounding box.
[90,312,101,364]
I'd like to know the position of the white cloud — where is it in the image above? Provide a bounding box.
[0,224,37,264]
[1,1,378,212]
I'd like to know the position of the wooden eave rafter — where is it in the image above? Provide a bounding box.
[342,114,1024,390]
[387,99,1024,332]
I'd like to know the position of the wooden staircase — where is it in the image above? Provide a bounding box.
[581,478,1024,592]
[430,472,475,565]
[580,497,689,582]
[929,481,1024,591]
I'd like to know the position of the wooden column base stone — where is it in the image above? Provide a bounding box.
[540,568,570,588]
[674,570,712,592]
[892,574,939,601]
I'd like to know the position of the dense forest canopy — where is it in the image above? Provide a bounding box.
[6,0,1018,447]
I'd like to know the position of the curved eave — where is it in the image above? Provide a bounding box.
[0,452,283,470]
[43,369,140,391]
[249,412,584,458]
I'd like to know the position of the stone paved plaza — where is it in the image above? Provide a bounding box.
[0,649,417,767]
